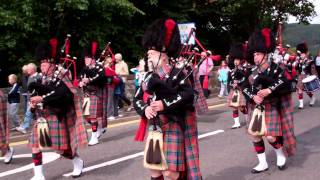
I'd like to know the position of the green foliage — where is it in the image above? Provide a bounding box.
[0,0,316,77]
[283,23,320,55]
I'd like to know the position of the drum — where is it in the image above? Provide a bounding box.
[302,75,320,92]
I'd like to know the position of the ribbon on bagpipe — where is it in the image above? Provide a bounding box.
[134,92,151,142]
[107,45,116,71]
[57,34,79,87]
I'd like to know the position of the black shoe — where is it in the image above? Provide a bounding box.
[251,168,268,174]
[278,164,286,171]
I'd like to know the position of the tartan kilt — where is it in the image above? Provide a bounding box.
[159,115,185,172]
[183,111,202,179]
[193,69,208,115]
[279,94,296,156]
[297,74,306,90]
[247,99,282,137]
[85,88,103,122]
[0,91,9,156]
[227,89,246,108]
[29,106,76,151]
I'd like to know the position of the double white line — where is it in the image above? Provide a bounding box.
[63,129,225,177]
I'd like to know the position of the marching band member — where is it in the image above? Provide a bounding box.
[79,42,107,146]
[0,89,14,164]
[243,28,296,174]
[295,43,317,108]
[227,43,248,129]
[134,18,202,180]
[28,42,88,179]
[282,51,298,93]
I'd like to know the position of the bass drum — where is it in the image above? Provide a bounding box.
[302,75,320,92]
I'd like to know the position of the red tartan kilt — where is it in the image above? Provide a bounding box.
[28,107,76,151]
[183,111,202,179]
[193,70,208,115]
[159,115,185,172]
[85,93,103,121]
[297,74,306,90]
[227,89,246,107]
[247,100,282,137]
[279,94,296,156]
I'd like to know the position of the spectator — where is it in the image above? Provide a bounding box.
[115,53,129,82]
[7,74,20,129]
[21,65,29,114]
[115,53,132,111]
[315,49,320,77]
[199,51,214,98]
[217,60,230,98]
[104,57,121,120]
[114,78,123,118]
[16,63,41,134]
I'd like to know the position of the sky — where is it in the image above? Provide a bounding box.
[288,0,320,24]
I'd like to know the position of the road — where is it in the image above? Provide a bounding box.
[0,94,319,180]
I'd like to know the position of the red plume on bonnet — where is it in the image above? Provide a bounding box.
[261,28,271,49]
[49,38,58,58]
[164,19,176,49]
[91,41,98,57]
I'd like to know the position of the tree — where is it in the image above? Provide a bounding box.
[0,0,316,82]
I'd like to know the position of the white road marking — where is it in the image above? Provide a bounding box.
[0,152,60,178]
[0,153,32,160]
[63,129,225,177]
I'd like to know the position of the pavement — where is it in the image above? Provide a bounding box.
[1,93,320,180]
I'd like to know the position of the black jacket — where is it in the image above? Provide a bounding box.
[8,83,20,103]
[134,69,195,129]
[242,62,291,103]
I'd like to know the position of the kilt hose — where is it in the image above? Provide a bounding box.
[247,99,282,137]
[160,110,202,179]
[0,90,9,156]
[227,89,247,108]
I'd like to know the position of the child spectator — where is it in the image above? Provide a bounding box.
[217,60,230,98]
